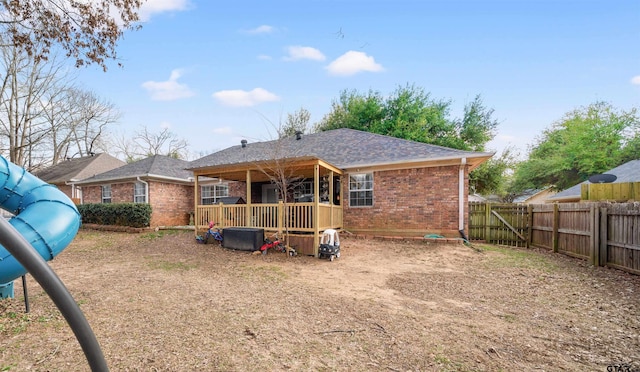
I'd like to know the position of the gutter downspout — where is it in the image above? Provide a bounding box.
[136,177,149,203]
[65,180,81,204]
[459,158,468,241]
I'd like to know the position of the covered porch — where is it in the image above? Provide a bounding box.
[193,158,343,256]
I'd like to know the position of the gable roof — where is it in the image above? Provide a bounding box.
[547,159,640,202]
[188,128,493,171]
[74,155,193,185]
[513,187,556,203]
[34,153,126,184]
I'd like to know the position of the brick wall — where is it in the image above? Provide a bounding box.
[55,184,73,199]
[81,181,194,227]
[342,165,468,237]
[149,182,194,226]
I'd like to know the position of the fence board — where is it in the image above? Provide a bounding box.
[468,201,640,275]
[468,202,528,247]
[556,203,592,259]
[606,204,640,274]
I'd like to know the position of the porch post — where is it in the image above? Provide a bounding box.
[328,170,334,226]
[246,170,252,226]
[193,174,199,236]
[278,200,284,235]
[313,164,320,257]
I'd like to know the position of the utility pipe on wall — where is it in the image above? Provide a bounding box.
[137,176,149,203]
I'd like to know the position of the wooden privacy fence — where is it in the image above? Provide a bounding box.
[469,202,640,275]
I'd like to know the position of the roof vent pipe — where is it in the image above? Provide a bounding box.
[241,139,247,148]
[295,131,302,140]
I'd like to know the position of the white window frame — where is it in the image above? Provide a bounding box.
[101,185,112,204]
[134,182,147,203]
[201,184,229,205]
[294,179,313,201]
[349,173,373,207]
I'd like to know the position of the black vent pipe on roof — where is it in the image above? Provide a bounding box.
[295,131,302,140]
[241,139,247,148]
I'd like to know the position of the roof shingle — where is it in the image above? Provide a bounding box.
[75,155,192,184]
[34,153,125,184]
[188,128,493,170]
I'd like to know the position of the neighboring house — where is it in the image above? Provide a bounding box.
[468,193,487,203]
[34,153,126,203]
[547,159,640,203]
[74,155,195,227]
[513,187,557,204]
[188,129,493,254]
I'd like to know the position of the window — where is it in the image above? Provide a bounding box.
[134,182,147,203]
[294,180,313,201]
[349,173,373,207]
[201,184,229,205]
[293,178,331,202]
[101,185,112,203]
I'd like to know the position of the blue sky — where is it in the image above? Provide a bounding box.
[76,0,640,160]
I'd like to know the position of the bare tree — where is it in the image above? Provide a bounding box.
[0,39,67,168]
[254,120,309,250]
[279,107,311,138]
[134,126,189,159]
[0,0,143,71]
[43,87,120,164]
[104,130,139,163]
[107,126,190,162]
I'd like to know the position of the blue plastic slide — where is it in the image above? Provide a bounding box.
[0,156,108,371]
[0,156,81,291]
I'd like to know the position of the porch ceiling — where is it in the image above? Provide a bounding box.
[194,157,343,183]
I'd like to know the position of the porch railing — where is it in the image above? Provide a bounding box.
[195,201,342,233]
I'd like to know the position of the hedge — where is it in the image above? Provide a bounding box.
[77,203,152,228]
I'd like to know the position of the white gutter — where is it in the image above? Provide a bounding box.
[136,177,149,203]
[459,157,467,232]
[341,152,493,171]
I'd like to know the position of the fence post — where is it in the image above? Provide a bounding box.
[552,203,559,253]
[526,204,533,248]
[599,207,608,267]
[484,203,491,243]
[589,204,597,266]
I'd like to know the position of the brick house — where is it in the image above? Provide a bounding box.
[188,129,493,255]
[33,153,126,203]
[74,155,195,227]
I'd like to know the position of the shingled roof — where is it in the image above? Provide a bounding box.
[34,153,125,184]
[74,155,193,185]
[548,159,640,202]
[188,128,493,171]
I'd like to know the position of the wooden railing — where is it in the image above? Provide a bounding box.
[195,202,343,233]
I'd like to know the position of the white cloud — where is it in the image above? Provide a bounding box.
[160,121,172,129]
[212,88,280,107]
[138,0,191,22]
[141,69,195,101]
[631,75,640,85]
[243,25,274,34]
[325,51,384,76]
[283,46,326,62]
[257,54,272,61]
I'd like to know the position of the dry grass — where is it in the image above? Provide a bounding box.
[0,229,639,371]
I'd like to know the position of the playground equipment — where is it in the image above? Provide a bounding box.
[0,156,108,371]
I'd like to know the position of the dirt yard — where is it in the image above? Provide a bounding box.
[0,229,639,371]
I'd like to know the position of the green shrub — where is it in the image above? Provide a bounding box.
[78,203,152,228]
